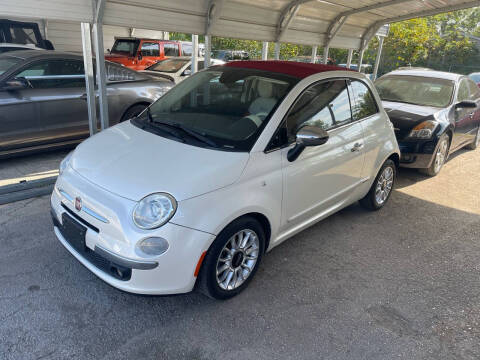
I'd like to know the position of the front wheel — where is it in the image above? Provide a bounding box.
[420,134,449,176]
[197,217,265,300]
[359,159,396,211]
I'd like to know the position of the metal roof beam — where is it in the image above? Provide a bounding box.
[206,0,227,35]
[376,0,480,24]
[359,0,480,50]
[325,0,416,49]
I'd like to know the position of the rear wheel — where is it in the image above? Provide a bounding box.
[420,134,449,176]
[197,217,265,300]
[466,127,480,150]
[359,159,396,211]
[120,104,149,122]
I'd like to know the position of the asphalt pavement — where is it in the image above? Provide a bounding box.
[1,148,480,360]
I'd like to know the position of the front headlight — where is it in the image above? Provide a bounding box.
[59,151,73,175]
[133,193,177,230]
[408,120,438,139]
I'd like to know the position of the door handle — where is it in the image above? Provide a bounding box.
[81,93,98,101]
[351,142,364,152]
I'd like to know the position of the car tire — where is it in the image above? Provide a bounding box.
[197,216,265,300]
[359,159,396,211]
[419,134,449,176]
[466,127,480,150]
[120,104,149,122]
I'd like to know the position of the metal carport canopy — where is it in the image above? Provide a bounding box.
[2,0,480,50]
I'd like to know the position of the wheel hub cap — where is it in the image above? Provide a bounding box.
[216,229,260,291]
[375,166,394,205]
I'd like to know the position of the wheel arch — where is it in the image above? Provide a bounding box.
[120,101,151,122]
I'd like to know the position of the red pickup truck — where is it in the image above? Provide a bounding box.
[105,37,184,70]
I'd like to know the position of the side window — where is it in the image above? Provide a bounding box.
[14,59,85,89]
[182,44,192,56]
[164,43,179,56]
[140,42,160,57]
[350,80,378,120]
[457,79,470,102]
[467,79,480,99]
[285,80,352,141]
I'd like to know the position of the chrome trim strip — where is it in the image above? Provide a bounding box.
[59,189,73,202]
[94,245,158,270]
[82,206,109,224]
[59,188,109,224]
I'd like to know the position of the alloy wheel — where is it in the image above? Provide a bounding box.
[216,229,260,291]
[434,138,448,174]
[375,166,394,205]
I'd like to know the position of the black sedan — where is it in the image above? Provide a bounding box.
[375,69,480,176]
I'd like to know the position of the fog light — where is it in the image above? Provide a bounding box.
[136,237,169,256]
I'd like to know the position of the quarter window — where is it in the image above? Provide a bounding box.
[285,80,352,140]
[140,42,160,57]
[164,43,179,56]
[467,79,480,99]
[350,80,378,120]
[14,59,85,88]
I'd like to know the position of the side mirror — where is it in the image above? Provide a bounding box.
[455,100,477,109]
[287,126,329,162]
[1,78,30,91]
[137,53,143,61]
[43,40,54,50]
[182,69,191,76]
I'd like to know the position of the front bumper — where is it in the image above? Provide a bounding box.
[398,138,438,169]
[51,168,215,295]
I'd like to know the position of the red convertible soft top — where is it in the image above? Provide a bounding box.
[224,60,353,79]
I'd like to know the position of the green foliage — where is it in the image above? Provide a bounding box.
[365,8,480,76]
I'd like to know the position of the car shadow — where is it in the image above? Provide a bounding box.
[3,190,480,359]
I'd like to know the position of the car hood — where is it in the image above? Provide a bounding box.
[70,121,250,202]
[140,70,175,82]
[382,101,444,138]
[105,53,130,59]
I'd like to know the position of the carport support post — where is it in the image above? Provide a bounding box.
[81,22,97,136]
[261,42,268,60]
[204,34,211,68]
[191,34,199,74]
[323,46,329,64]
[311,45,317,63]
[92,0,109,130]
[274,42,280,60]
[358,49,365,73]
[346,49,353,68]
[372,35,384,80]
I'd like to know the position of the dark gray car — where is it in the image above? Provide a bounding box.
[0,50,173,158]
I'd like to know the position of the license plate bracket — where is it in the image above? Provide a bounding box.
[61,213,87,251]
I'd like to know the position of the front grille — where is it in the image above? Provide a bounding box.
[53,210,131,281]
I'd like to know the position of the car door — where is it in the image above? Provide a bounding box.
[0,58,88,152]
[466,78,480,142]
[453,78,475,149]
[138,41,161,69]
[280,79,365,231]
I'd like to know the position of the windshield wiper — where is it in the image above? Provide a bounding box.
[145,109,186,142]
[151,120,218,148]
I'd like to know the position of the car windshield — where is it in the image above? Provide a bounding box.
[469,73,480,83]
[133,67,298,151]
[111,39,139,56]
[0,57,21,75]
[147,59,189,73]
[375,75,454,108]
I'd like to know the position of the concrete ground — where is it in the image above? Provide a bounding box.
[1,148,480,360]
[0,150,68,187]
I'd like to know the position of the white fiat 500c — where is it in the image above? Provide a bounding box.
[51,61,400,299]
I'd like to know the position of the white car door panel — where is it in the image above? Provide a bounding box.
[278,79,366,233]
[281,121,365,229]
